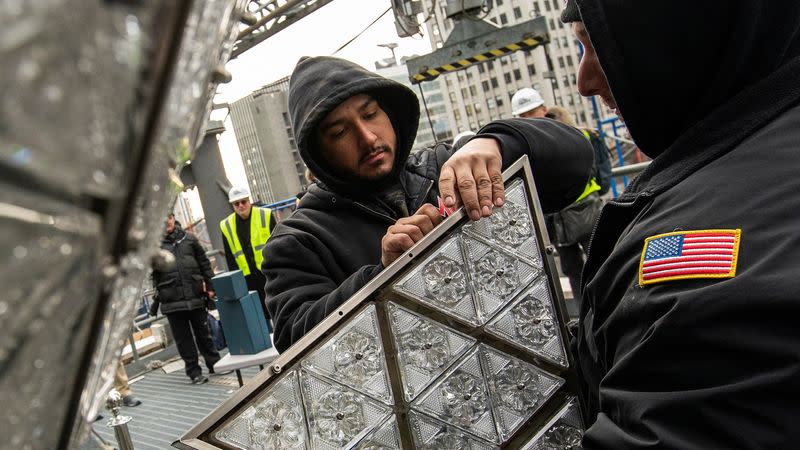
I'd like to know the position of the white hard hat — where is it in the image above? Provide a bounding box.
[452,130,476,149]
[511,88,545,116]
[228,186,251,203]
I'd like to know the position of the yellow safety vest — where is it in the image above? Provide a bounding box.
[576,130,602,202]
[220,207,272,276]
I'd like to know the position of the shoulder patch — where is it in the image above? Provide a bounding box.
[638,229,741,286]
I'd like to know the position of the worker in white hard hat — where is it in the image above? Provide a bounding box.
[220,185,275,323]
[513,88,604,299]
[511,87,548,118]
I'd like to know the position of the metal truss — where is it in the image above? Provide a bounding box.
[233,0,335,57]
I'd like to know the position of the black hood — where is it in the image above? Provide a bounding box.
[288,56,420,197]
[575,0,800,159]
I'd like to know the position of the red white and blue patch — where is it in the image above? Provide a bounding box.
[638,229,741,286]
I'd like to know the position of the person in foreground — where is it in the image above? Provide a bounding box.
[262,56,595,353]
[562,0,800,447]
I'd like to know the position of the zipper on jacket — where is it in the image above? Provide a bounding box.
[353,201,397,224]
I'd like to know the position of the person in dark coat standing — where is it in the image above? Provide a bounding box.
[152,214,220,384]
[262,56,596,353]
[561,0,800,447]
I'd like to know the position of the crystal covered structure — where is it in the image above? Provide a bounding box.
[178,158,584,449]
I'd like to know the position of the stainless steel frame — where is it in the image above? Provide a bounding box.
[176,156,583,448]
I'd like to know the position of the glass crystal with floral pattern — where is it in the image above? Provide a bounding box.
[333,330,380,386]
[439,371,489,427]
[489,202,533,247]
[312,388,366,446]
[513,295,556,346]
[423,255,469,307]
[246,398,305,449]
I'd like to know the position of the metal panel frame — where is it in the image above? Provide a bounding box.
[176,156,582,448]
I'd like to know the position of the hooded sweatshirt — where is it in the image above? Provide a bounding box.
[263,56,594,352]
[566,1,800,447]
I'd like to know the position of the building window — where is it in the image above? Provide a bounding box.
[487,98,496,109]
[469,85,478,96]
[580,111,587,123]
[449,91,458,102]
[570,73,577,85]
[466,71,474,80]
[528,64,536,75]
[566,55,574,66]
[562,75,569,86]
[500,13,508,25]
[478,64,485,74]
[482,80,490,91]
[562,36,569,47]
[513,69,522,81]
[544,0,551,11]
[496,95,504,107]
[533,2,541,14]
[487,60,494,70]
[454,109,461,120]
[504,72,512,83]
[513,7,522,19]
[466,105,473,116]
[281,112,290,126]
[558,56,565,68]
[549,18,555,30]
[474,102,482,114]
[500,57,508,66]
[496,0,503,4]
[461,88,468,98]
[491,77,499,88]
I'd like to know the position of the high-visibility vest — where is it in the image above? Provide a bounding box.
[220,207,272,276]
[576,129,602,202]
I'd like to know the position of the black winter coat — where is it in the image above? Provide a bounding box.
[152,228,214,314]
[573,1,800,447]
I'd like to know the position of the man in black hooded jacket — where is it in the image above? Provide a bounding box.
[151,214,220,384]
[262,56,595,353]
[561,0,800,447]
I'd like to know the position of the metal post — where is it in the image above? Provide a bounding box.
[611,120,629,188]
[106,389,135,450]
[128,332,140,363]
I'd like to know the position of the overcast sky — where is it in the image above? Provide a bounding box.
[211,0,433,189]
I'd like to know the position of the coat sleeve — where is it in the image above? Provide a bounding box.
[263,233,383,353]
[221,231,238,272]
[475,118,594,213]
[190,235,215,283]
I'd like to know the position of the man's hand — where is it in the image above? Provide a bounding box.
[439,137,505,221]
[381,204,443,267]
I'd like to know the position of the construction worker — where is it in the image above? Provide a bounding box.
[561,0,800,447]
[261,56,595,352]
[511,89,603,299]
[220,186,274,323]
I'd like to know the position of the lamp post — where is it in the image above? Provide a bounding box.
[378,42,399,66]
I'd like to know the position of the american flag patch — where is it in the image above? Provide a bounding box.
[639,229,741,286]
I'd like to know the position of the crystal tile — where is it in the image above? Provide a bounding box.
[387,302,476,402]
[479,345,564,442]
[352,415,402,449]
[299,370,391,449]
[485,279,568,367]
[393,236,480,326]
[408,410,498,450]
[413,348,498,443]
[521,398,584,450]
[301,304,392,405]
[461,235,539,323]
[216,370,309,450]
[462,178,543,265]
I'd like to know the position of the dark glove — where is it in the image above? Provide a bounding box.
[148,301,159,317]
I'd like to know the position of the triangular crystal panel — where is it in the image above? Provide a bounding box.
[478,344,564,442]
[215,369,309,450]
[301,304,393,405]
[387,302,476,402]
[299,370,392,450]
[520,398,584,450]
[392,236,480,326]
[352,415,402,449]
[407,410,498,450]
[461,234,539,324]
[484,278,568,368]
[462,178,543,265]
[412,348,499,443]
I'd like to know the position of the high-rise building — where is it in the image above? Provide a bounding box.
[229,77,306,204]
[420,0,612,133]
[374,58,453,149]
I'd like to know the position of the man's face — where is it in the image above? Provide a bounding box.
[573,22,620,120]
[520,105,548,119]
[165,215,175,233]
[316,94,397,181]
[232,198,251,219]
